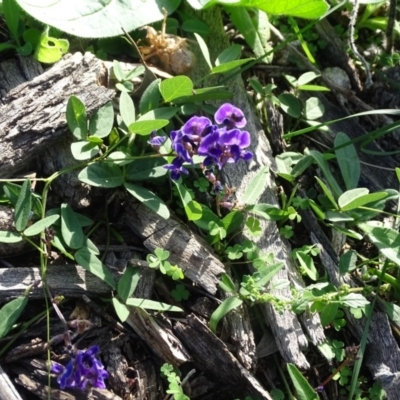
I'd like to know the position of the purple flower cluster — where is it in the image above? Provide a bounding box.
[148,103,252,183]
[51,345,108,390]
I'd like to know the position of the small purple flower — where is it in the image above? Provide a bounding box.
[214,103,247,129]
[147,131,166,149]
[164,157,189,180]
[182,116,212,138]
[51,345,108,391]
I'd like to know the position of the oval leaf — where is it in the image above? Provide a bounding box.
[0,231,23,243]
[126,298,183,312]
[14,179,32,232]
[242,166,268,204]
[160,76,194,103]
[211,58,254,74]
[24,214,60,236]
[287,363,319,400]
[78,163,124,188]
[118,266,141,303]
[89,101,114,138]
[0,296,28,338]
[61,203,84,249]
[128,120,169,135]
[112,297,131,322]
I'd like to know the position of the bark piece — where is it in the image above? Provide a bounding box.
[0,52,114,178]
[122,200,225,294]
[174,314,273,399]
[0,365,23,400]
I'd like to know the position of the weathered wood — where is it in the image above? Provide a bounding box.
[0,264,122,301]
[122,200,225,295]
[0,365,23,400]
[174,314,273,399]
[300,205,400,399]
[0,52,114,178]
[184,6,325,368]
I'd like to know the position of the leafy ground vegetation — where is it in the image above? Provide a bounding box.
[0,0,400,399]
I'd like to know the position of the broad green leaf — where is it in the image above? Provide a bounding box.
[359,223,400,267]
[219,273,236,292]
[334,132,360,190]
[287,363,319,400]
[139,78,161,114]
[124,182,170,219]
[70,141,99,160]
[383,301,400,325]
[139,107,179,121]
[75,248,116,289]
[113,59,125,82]
[215,44,242,66]
[173,180,202,221]
[211,58,254,74]
[193,32,212,69]
[89,101,114,138]
[126,158,167,180]
[339,191,388,212]
[247,203,290,221]
[338,188,369,209]
[320,302,339,327]
[314,177,338,209]
[339,250,357,275]
[311,150,342,198]
[296,251,318,281]
[222,211,244,235]
[24,214,60,236]
[14,179,32,232]
[325,211,354,222]
[181,19,210,35]
[242,166,268,204]
[119,92,135,127]
[66,96,87,140]
[340,293,369,308]
[61,203,84,249]
[192,204,221,232]
[303,97,324,120]
[126,298,183,312]
[78,163,124,188]
[160,76,194,103]
[128,120,169,135]
[253,262,284,287]
[112,297,130,322]
[15,0,181,38]
[118,266,141,303]
[0,231,23,243]
[172,91,233,104]
[0,296,28,338]
[297,71,320,86]
[34,27,69,63]
[128,165,168,181]
[278,93,302,118]
[209,296,243,333]
[3,0,21,42]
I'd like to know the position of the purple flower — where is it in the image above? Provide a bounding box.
[164,157,189,180]
[147,132,166,147]
[214,103,247,129]
[51,345,108,390]
[182,116,212,138]
[218,129,252,163]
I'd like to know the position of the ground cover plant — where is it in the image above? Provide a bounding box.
[0,0,400,399]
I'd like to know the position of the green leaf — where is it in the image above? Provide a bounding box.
[139,107,179,121]
[278,93,302,118]
[314,176,338,209]
[61,203,84,249]
[139,78,161,114]
[383,301,400,325]
[128,120,169,135]
[119,91,135,127]
[126,298,183,312]
[160,76,194,103]
[334,132,360,190]
[246,203,289,221]
[75,248,116,289]
[193,32,212,69]
[192,204,221,232]
[303,97,324,120]
[211,58,254,74]
[358,223,400,267]
[112,297,131,322]
[296,251,318,281]
[78,163,124,188]
[0,231,23,243]
[34,27,69,63]
[14,179,32,232]
[113,60,125,82]
[209,296,243,333]
[0,296,28,338]
[66,96,87,140]
[70,141,99,160]
[226,7,272,63]
[215,44,242,66]
[0,43,17,52]
[297,71,320,86]
[338,189,388,211]
[126,158,167,180]
[222,211,244,235]
[24,214,60,236]
[219,273,236,292]
[287,363,319,400]
[320,302,339,327]
[310,151,342,198]
[253,262,284,287]
[339,250,357,275]
[340,293,369,308]
[118,266,141,303]
[3,0,21,42]
[173,180,202,221]
[124,182,170,219]
[181,19,209,35]
[15,0,181,38]
[242,166,268,204]
[89,101,114,138]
